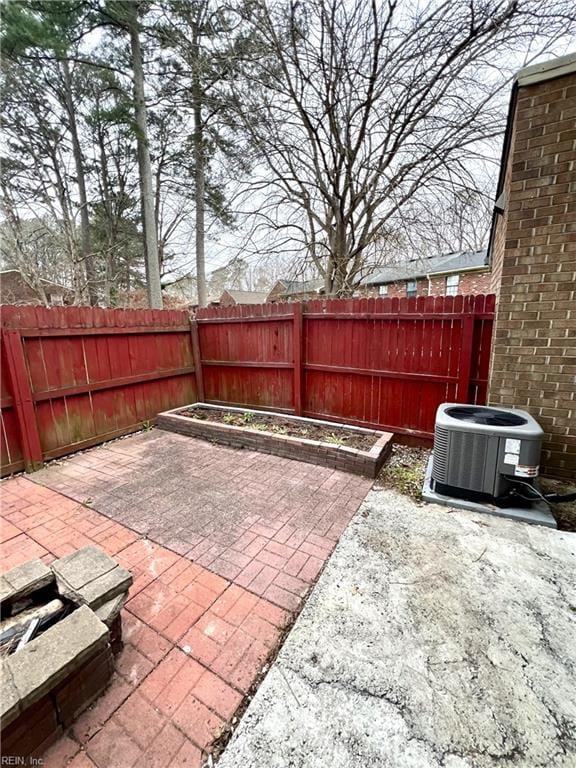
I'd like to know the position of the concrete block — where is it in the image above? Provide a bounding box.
[0,657,22,726]
[76,568,132,611]
[4,606,108,724]
[94,593,127,626]
[0,559,54,605]
[52,545,132,610]
[54,646,114,726]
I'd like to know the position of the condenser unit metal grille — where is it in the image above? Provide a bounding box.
[449,431,489,492]
[431,426,450,482]
[432,428,489,491]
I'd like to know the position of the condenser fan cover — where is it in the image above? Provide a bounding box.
[445,406,527,427]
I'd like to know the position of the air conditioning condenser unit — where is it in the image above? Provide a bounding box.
[422,403,556,528]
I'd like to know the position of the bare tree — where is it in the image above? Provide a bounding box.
[393,175,496,258]
[232,0,574,295]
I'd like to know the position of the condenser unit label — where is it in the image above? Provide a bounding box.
[505,453,520,466]
[505,438,521,455]
[515,465,539,477]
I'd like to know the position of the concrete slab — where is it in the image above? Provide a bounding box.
[422,457,556,528]
[218,489,576,768]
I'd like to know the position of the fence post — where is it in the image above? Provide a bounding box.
[2,330,43,471]
[190,319,205,403]
[292,303,304,415]
[457,315,475,403]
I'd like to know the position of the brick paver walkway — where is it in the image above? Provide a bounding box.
[31,430,371,611]
[1,431,371,767]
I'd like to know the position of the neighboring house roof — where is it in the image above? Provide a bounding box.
[222,289,269,304]
[275,278,324,295]
[364,249,488,286]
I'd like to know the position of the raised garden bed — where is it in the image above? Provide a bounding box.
[157,404,393,477]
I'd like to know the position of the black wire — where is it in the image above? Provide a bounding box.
[502,475,544,498]
[546,491,576,503]
[501,476,550,507]
[502,476,576,505]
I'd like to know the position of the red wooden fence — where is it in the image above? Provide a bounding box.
[1,306,197,474]
[1,295,495,476]
[195,294,495,439]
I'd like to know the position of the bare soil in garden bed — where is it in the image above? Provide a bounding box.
[179,406,378,451]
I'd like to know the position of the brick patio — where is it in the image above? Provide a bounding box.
[1,431,371,766]
[31,430,371,611]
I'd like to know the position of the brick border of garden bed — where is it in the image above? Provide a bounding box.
[157,404,393,478]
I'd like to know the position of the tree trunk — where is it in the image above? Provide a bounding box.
[96,122,114,307]
[324,256,334,295]
[193,106,206,308]
[331,217,349,296]
[60,59,98,306]
[127,3,163,309]
[191,24,207,308]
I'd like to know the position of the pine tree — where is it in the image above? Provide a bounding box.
[1,0,102,304]
[157,0,252,306]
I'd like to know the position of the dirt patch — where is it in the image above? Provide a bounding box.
[179,406,378,451]
[374,444,430,500]
[540,477,576,533]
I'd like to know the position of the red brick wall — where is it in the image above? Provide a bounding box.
[488,70,576,479]
[366,280,426,299]
[364,270,491,298]
[428,271,492,296]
